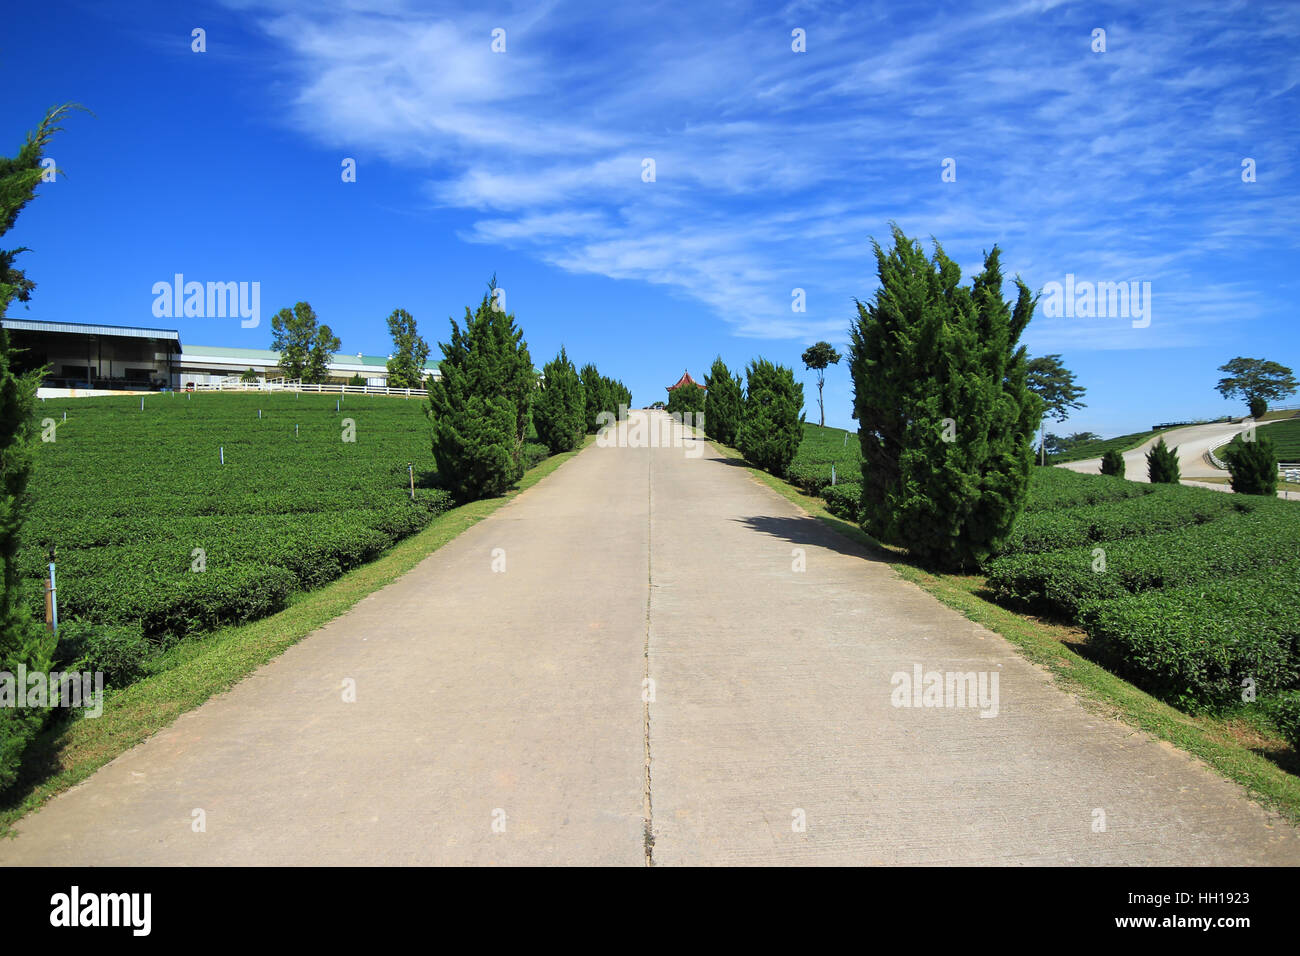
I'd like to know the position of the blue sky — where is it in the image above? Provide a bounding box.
[4,0,1299,434]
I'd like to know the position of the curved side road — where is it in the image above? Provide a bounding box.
[0,411,1295,864]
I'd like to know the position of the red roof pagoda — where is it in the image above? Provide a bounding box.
[666,370,706,392]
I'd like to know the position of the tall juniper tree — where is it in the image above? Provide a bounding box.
[704,356,743,446]
[1,105,79,789]
[426,278,534,500]
[849,225,1041,570]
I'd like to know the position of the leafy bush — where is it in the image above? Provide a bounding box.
[666,377,706,418]
[1082,562,1300,708]
[522,441,550,470]
[1000,484,1252,556]
[738,358,804,476]
[1100,449,1125,477]
[1022,468,1153,512]
[1146,437,1180,483]
[1249,395,1267,419]
[1224,433,1278,496]
[1264,691,1300,750]
[985,498,1299,619]
[822,482,862,522]
[56,619,152,687]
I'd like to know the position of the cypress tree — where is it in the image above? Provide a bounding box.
[427,278,534,500]
[1,106,77,789]
[1100,449,1125,478]
[533,347,586,454]
[849,225,1041,570]
[704,356,743,446]
[1223,433,1278,496]
[1146,437,1181,484]
[737,358,804,475]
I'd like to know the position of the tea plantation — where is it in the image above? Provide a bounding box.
[24,392,505,650]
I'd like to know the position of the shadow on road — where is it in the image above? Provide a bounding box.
[733,513,886,564]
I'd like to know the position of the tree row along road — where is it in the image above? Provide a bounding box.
[1,411,1296,864]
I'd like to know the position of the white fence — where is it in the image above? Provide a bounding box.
[192,378,429,398]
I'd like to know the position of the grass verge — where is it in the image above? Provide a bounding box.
[0,438,591,836]
[710,439,1300,824]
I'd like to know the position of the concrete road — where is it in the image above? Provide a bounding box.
[2,411,1296,864]
[1058,418,1284,482]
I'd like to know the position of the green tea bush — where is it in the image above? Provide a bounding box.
[1082,562,1300,707]
[1264,691,1300,750]
[56,619,152,687]
[1000,484,1253,556]
[985,500,1299,618]
[821,482,862,522]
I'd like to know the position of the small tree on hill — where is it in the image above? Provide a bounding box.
[533,347,586,454]
[737,358,804,475]
[1100,449,1125,478]
[304,325,340,385]
[1216,357,1297,417]
[427,278,534,500]
[385,308,430,390]
[849,225,1041,570]
[800,341,841,428]
[240,367,258,384]
[1223,433,1278,496]
[704,356,743,446]
[1146,437,1180,484]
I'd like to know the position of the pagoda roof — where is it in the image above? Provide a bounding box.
[667,370,705,391]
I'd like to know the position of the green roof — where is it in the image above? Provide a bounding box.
[186,344,439,370]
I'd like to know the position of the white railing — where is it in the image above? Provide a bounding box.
[191,379,429,398]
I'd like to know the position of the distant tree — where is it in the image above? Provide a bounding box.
[737,358,804,476]
[1223,433,1278,496]
[1026,354,1087,422]
[347,373,364,387]
[427,277,534,500]
[579,363,609,432]
[271,302,321,382]
[304,324,341,385]
[850,225,1041,570]
[704,356,743,446]
[533,347,586,454]
[1215,357,1297,416]
[1146,437,1181,484]
[1100,449,1125,478]
[239,367,258,384]
[384,308,430,390]
[800,341,841,428]
[0,106,80,789]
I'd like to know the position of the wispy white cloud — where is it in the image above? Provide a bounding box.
[226,0,1300,347]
